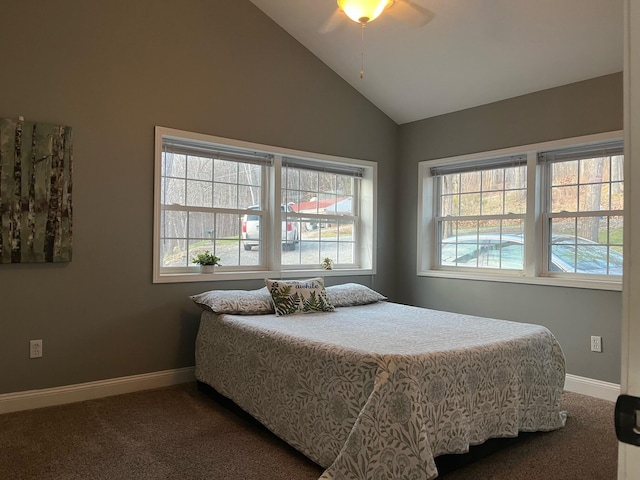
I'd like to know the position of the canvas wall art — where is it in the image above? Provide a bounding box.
[0,118,73,263]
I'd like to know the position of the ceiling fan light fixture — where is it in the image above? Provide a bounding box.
[337,0,394,25]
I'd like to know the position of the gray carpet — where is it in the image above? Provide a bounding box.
[0,382,617,479]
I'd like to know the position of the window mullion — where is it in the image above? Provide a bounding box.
[287,212,357,222]
[525,152,540,278]
[435,213,524,222]
[432,166,443,267]
[269,155,282,270]
[547,210,623,219]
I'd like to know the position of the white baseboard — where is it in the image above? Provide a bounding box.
[564,373,620,402]
[0,366,195,415]
[0,369,618,415]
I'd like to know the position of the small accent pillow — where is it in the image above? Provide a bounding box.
[265,277,335,316]
[190,287,274,315]
[326,283,387,307]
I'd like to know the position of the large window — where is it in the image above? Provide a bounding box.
[281,157,361,268]
[154,127,376,282]
[418,132,624,290]
[159,137,269,270]
[433,157,527,271]
[540,142,624,277]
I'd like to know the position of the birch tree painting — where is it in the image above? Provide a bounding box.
[0,118,73,263]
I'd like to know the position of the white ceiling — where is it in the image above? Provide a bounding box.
[249,0,623,125]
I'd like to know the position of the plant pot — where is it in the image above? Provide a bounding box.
[199,265,215,274]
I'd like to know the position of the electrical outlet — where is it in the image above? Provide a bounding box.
[590,335,602,353]
[30,339,42,358]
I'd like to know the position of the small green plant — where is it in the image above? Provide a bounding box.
[321,257,333,270]
[192,250,221,266]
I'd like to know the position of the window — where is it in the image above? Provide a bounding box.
[418,132,624,290]
[433,157,527,271]
[281,157,362,268]
[159,136,269,271]
[540,141,624,277]
[154,127,376,282]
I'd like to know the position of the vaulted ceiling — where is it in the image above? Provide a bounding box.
[249,0,623,124]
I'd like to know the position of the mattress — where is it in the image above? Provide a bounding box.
[195,301,566,479]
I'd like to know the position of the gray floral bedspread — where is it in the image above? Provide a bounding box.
[195,302,566,479]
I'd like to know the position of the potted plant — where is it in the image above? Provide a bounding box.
[192,250,221,273]
[321,257,333,270]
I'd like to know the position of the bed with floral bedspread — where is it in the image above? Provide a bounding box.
[194,289,566,480]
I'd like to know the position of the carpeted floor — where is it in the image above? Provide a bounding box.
[437,391,618,479]
[0,382,618,479]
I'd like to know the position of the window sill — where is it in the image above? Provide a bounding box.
[417,269,622,291]
[154,268,374,284]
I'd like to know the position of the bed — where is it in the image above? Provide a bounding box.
[193,282,566,479]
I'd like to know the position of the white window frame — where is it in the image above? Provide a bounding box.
[417,130,624,291]
[281,157,362,271]
[153,127,377,283]
[432,155,528,273]
[539,141,624,280]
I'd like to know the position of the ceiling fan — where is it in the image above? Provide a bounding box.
[321,0,434,32]
[321,0,434,78]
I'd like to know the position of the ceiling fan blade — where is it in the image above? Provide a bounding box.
[319,8,346,34]
[389,0,435,28]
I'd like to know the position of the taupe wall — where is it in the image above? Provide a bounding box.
[0,1,398,394]
[398,73,624,383]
